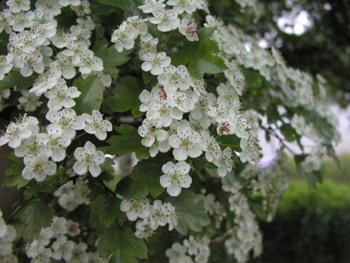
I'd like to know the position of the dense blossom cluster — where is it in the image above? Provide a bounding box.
[121,198,178,239]
[25,216,107,263]
[0,0,340,262]
[166,235,211,263]
[0,210,18,263]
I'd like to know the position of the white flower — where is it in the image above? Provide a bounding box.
[111,23,137,52]
[70,242,89,263]
[240,136,260,163]
[14,135,48,158]
[22,154,57,182]
[167,0,198,14]
[291,114,306,135]
[36,126,71,162]
[179,18,199,41]
[158,65,191,95]
[73,141,105,177]
[141,51,171,75]
[30,70,61,95]
[160,161,192,196]
[7,11,35,32]
[139,33,158,59]
[120,198,150,221]
[138,118,168,147]
[301,155,321,173]
[46,108,85,139]
[0,54,13,80]
[49,52,76,79]
[149,8,180,32]
[217,82,240,107]
[18,90,43,112]
[6,0,31,13]
[78,54,103,75]
[0,115,39,148]
[213,147,233,177]
[51,235,75,261]
[166,243,193,263]
[50,216,68,237]
[50,31,77,49]
[45,79,81,110]
[168,121,202,161]
[168,90,198,113]
[126,16,148,37]
[82,110,112,140]
[135,219,155,239]
[138,0,165,14]
[200,131,221,162]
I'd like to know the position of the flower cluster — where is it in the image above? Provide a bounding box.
[0,210,18,263]
[166,235,211,263]
[0,0,341,262]
[54,177,91,212]
[26,216,107,263]
[121,198,178,239]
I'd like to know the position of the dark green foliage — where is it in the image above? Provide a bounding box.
[252,181,350,263]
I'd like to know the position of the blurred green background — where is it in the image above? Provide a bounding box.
[251,154,350,263]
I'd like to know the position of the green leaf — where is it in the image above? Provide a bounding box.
[23,170,66,200]
[15,201,53,241]
[280,123,295,142]
[97,224,148,262]
[97,0,142,16]
[4,155,29,189]
[90,194,122,228]
[216,134,241,151]
[0,71,36,91]
[104,76,143,113]
[170,28,227,78]
[107,125,149,160]
[167,190,210,235]
[117,159,164,198]
[74,75,105,115]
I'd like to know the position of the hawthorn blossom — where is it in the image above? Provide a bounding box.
[138,118,168,147]
[17,90,42,112]
[82,110,112,140]
[179,18,199,41]
[120,198,151,221]
[200,131,222,162]
[51,235,75,261]
[167,0,198,14]
[240,136,260,163]
[46,108,85,139]
[6,0,31,13]
[0,115,39,148]
[73,141,105,177]
[49,52,76,79]
[168,121,202,161]
[213,147,233,177]
[160,161,192,196]
[44,80,81,110]
[111,23,137,52]
[149,8,180,32]
[22,154,57,182]
[166,243,193,263]
[36,126,71,162]
[139,33,159,59]
[141,51,171,75]
[158,65,191,94]
[0,54,13,80]
[138,0,166,14]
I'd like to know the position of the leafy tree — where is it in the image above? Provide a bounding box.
[0,0,340,262]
